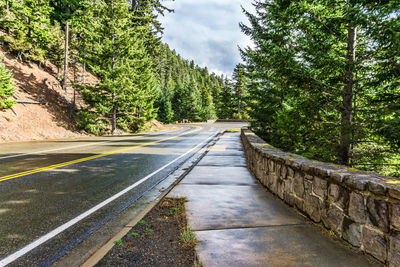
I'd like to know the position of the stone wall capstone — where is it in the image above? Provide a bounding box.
[241,128,400,266]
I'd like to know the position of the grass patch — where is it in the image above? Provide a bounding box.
[113,239,124,247]
[225,128,241,133]
[169,207,181,215]
[130,232,140,237]
[179,225,198,248]
[145,229,154,234]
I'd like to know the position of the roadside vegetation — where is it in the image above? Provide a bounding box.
[239,0,400,178]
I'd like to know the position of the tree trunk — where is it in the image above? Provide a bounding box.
[131,0,137,11]
[5,1,9,34]
[63,19,69,91]
[110,0,117,136]
[111,95,116,136]
[82,62,86,84]
[340,25,357,165]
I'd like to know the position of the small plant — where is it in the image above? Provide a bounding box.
[139,219,147,225]
[193,260,202,267]
[130,232,140,237]
[178,197,187,202]
[179,226,197,247]
[169,207,180,215]
[329,230,336,237]
[113,239,124,247]
[146,229,154,234]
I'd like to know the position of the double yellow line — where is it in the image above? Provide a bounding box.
[0,127,200,183]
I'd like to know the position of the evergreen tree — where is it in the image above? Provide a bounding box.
[0,0,54,62]
[156,81,174,123]
[241,0,400,174]
[217,79,236,119]
[0,53,15,109]
[155,43,224,123]
[73,0,157,135]
[232,64,248,119]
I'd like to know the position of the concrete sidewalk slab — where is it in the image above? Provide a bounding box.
[214,140,243,150]
[196,226,376,267]
[197,155,246,167]
[206,149,244,157]
[168,184,303,230]
[180,166,255,185]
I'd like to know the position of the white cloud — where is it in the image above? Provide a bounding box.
[158,0,255,76]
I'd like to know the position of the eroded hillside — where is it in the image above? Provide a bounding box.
[0,48,97,142]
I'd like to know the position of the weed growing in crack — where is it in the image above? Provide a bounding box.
[179,226,197,247]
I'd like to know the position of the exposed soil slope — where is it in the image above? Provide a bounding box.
[0,47,97,143]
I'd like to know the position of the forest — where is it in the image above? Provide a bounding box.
[0,0,245,134]
[0,0,399,178]
[240,0,399,177]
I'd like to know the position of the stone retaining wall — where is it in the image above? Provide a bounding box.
[241,128,400,266]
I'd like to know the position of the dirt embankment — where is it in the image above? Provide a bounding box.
[0,47,97,143]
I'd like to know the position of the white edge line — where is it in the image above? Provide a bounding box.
[0,127,186,160]
[0,131,217,267]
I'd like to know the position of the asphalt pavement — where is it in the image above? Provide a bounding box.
[0,123,245,266]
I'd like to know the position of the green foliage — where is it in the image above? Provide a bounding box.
[154,44,224,123]
[145,229,154,234]
[169,207,180,215]
[130,232,140,237]
[179,225,197,247]
[241,0,400,176]
[232,64,248,119]
[0,0,55,62]
[72,0,157,135]
[113,239,123,246]
[216,79,236,119]
[0,54,15,109]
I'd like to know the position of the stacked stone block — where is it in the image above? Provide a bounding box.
[241,128,400,266]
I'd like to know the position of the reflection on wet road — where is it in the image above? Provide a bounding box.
[0,123,245,266]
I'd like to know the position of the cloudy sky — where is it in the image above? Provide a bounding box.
[158,0,255,77]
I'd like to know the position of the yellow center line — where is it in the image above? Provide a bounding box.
[0,127,201,183]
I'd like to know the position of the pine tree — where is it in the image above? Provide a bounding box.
[0,0,54,62]
[232,64,248,119]
[73,0,157,135]
[240,0,400,173]
[216,79,236,119]
[0,53,15,109]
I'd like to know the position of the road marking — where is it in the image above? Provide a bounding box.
[0,131,217,267]
[0,128,184,160]
[0,127,199,183]
[0,141,112,160]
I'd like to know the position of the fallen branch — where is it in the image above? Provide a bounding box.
[15,99,45,105]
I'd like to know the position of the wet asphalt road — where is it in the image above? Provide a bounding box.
[0,123,245,266]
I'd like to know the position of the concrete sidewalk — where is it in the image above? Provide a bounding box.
[168,132,378,267]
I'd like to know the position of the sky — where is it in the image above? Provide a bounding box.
[158,0,255,77]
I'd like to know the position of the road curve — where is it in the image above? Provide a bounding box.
[0,123,244,266]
